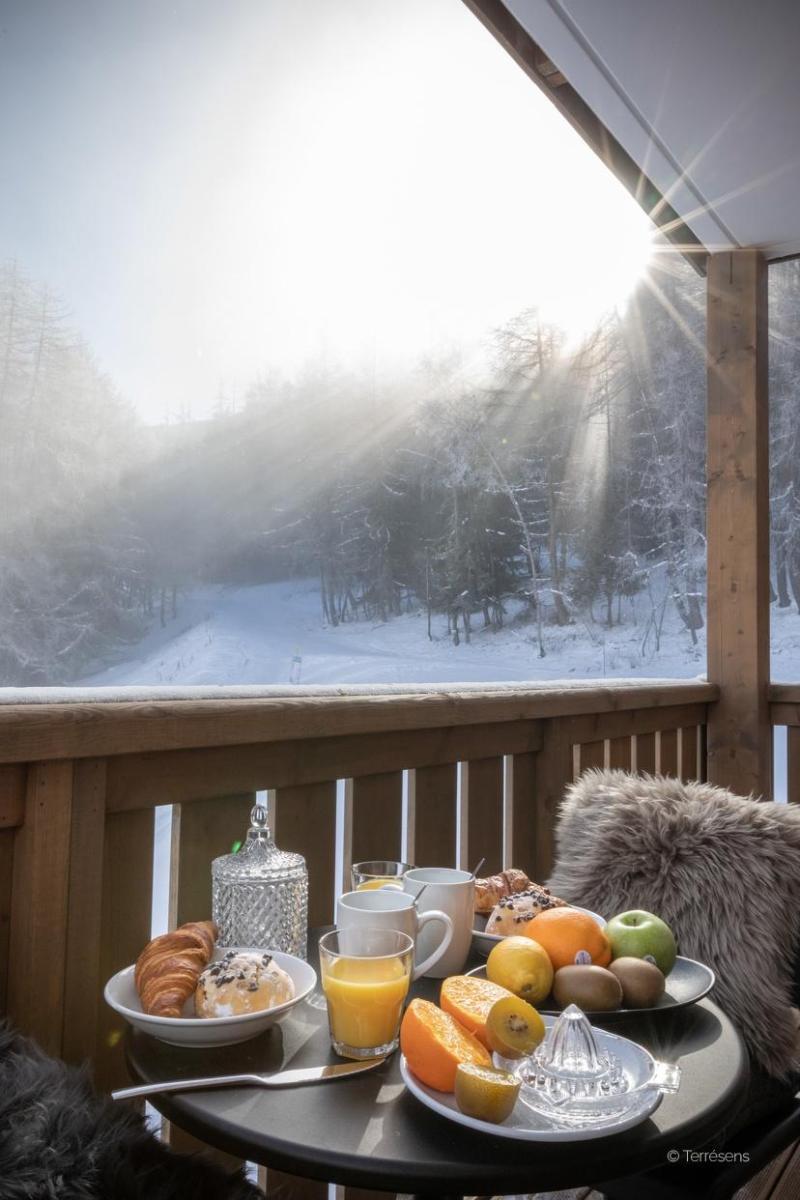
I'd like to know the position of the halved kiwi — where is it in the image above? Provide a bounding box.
[485,994,546,1060]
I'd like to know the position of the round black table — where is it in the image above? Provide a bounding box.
[126,932,749,1197]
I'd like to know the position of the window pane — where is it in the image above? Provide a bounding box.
[1,1,705,687]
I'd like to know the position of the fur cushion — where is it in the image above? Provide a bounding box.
[0,1022,262,1199]
[547,769,800,1079]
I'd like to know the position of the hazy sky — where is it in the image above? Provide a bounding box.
[0,0,652,422]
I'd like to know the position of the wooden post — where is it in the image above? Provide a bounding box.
[7,761,74,1054]
[706,249,772,798]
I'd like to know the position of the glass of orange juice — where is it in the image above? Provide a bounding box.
[351,860,413,891]
[319,928,413,1059]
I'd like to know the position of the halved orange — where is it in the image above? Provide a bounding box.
[400,997,491,1092]
[440,975,514,1049]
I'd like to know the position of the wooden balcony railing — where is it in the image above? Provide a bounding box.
[770,684,800,803]
[0,679,716,1191]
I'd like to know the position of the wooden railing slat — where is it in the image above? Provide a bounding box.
[0,764,25,828]
[463,756,504,877]
[680,726,699,781]
[350,772,403,866]
[7,760,73,1054]
[635,731,657,774]
[659,728,679,776]
[509,752,537,872]
[95,808,154,1093]
[578,740,605,772]
[532,720,574,880]
[608,736,632,770]
[62,758,107,1065]
[106,720,542,813]
[165,1123,245,1176]
[170,795,255,928]
[409,763,457,868]
[274,781,338,927]
[0,828,14,1013]
[263,1169,329,1199]
[788,727,800,803]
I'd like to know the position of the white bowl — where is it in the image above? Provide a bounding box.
[472,905,607,958]
[104,947,317,1047]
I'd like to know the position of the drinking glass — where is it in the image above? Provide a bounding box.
[350,860,413,891]
[319,928,413,1059]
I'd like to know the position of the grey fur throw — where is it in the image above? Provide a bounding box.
[547,769,800,1079]
[0,1020,261,1199]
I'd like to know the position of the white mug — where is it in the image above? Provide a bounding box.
[336,889,453,980]
[401,867,475,977]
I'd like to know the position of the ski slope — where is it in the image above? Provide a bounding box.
[81,577,708,687]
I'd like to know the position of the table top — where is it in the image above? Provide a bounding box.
[126,931,750,1196]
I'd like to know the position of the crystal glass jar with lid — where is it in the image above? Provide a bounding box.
[212,804,308,959]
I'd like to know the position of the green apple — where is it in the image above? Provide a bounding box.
[606,910,677,975]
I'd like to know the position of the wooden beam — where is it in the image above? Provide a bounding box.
[706,250,771,799]
[0,680,717,764]
[461,0,706,269]
[107,720,541,813]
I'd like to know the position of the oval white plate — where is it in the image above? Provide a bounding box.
[400,1019,663,1142]
[104,947,317,1047]
[472,905,607,958]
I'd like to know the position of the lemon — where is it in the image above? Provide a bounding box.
[486,935,554,1004]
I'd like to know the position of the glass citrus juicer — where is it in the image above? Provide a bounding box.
[515,1004,681,1127]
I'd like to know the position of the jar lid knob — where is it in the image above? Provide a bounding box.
[249,803,269,831]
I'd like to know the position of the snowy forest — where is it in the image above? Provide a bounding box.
[2,253,800,687]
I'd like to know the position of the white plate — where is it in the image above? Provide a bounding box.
[400,1019,663,1142]
[472,905,607,958]
[104,947,317,1047]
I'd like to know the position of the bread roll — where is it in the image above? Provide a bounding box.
[485,885,567,935]
[195,951,295,1018]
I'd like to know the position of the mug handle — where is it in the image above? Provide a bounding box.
[412,909,454,980]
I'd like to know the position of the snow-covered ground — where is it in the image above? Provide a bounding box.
[81,577,709,687]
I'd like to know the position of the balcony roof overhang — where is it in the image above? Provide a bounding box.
[466,0,800,262]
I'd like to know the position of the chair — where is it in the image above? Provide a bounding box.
[546,769,800,1200]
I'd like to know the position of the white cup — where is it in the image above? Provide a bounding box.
[336,889,454,980]
[401,867,475,977]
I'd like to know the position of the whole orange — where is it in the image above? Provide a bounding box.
[523,908,611,970]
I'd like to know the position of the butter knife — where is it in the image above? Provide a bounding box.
[112,1056,387,1102]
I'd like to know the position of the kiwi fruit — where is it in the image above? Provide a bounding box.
[552,964,623,1011]
[608,957,665,1008]
[485,995,546,1059]
[454,1062,521,1123]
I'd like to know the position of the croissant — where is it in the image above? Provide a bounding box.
[474,868,532,914]
[135,920,218,1017]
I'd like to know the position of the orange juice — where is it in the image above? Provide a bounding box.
[355,877,401,891]
[322,955,410,1051]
